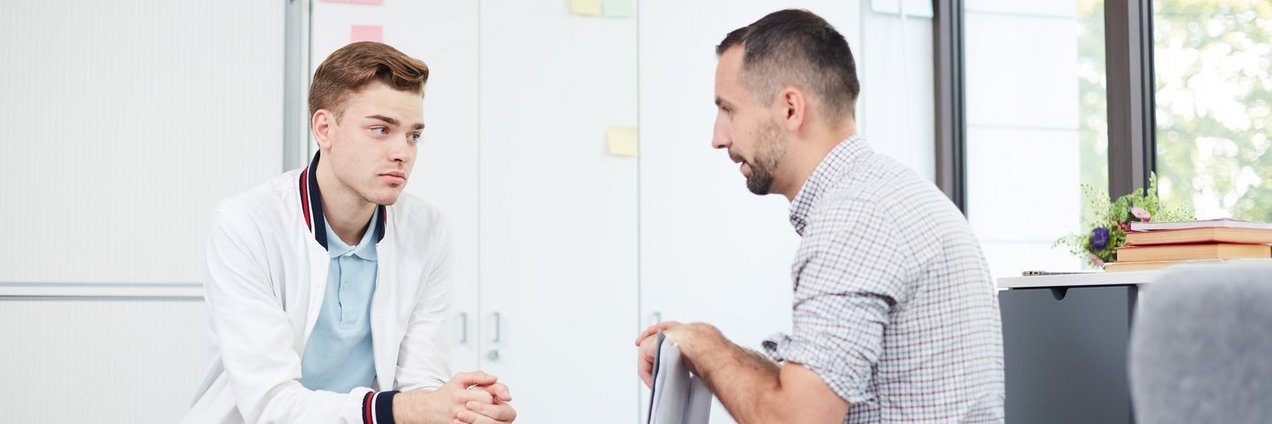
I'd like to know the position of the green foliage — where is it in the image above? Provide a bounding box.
[1077,0,1272,225]
[1054,173,1196,267]
[1150,2,1271,220]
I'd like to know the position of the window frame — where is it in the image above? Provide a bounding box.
[934,0,1158,206]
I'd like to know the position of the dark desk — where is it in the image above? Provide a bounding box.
[996,272,1160,424]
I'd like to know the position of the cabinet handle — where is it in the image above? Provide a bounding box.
[491,312,502,343]
[458,312,469,344]
[645,311,663,327]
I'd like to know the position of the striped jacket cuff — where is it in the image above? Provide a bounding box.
[362,390,399,424]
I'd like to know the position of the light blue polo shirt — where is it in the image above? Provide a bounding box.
[300,208,379,392]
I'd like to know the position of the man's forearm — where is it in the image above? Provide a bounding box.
[679,327,784,423]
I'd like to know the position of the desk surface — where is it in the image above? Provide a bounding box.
[997,271,1162,289]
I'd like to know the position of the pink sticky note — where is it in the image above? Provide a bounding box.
[351,25,383,43]
[322,0,383,5]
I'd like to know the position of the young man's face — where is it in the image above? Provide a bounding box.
[321,81,424,206]
[711,46,786,196]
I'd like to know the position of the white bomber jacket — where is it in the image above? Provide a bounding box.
[183,153,452,423]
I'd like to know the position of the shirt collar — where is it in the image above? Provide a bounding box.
[324,207,380,260]
[789,136,868,236]
[299,152,387,251]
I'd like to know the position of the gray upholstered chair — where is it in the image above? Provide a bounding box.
[1129,262,1272,423]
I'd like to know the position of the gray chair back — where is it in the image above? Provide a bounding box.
[1130,262,1272,423]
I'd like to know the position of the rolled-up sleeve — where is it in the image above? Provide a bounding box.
[763,202,912,404]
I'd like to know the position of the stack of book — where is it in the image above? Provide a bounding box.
[1106,219,1272,272]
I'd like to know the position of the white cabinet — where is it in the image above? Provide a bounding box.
[476,0,639,422]
[317,0,639,422]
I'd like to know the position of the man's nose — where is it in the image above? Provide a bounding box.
[389,139,411,163]
[711,131,730,150]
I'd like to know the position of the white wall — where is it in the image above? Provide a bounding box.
[859,1,936,179]
[964,0,1084,277]
[0,0,283,284]
[0,1,281,422]
[0,299,210,422]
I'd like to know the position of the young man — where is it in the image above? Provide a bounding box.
[184,42,516,424]
[636,10,1004,423]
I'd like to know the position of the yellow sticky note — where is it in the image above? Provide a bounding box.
[569,0,601,16]
[606,125,638,157]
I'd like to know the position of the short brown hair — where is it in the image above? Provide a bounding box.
[717,9,860,118]
[308,41,430,119]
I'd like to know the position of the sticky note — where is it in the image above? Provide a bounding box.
[322,0,383,4]
[602,0,634,18]
[606,125,638,157]
[569,0,601,16]
[351,25,383,43]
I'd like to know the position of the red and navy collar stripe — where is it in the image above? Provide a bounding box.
[298,152,387,250]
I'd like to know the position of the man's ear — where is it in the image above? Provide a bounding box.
[779,87,807,133]
[312,109,335,150]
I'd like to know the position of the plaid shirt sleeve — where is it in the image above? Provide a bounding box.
[763,196,919,404]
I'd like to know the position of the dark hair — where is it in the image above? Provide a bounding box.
[309,41,430,119]
[716,9,860,118]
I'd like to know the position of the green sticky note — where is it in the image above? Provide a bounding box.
[569,0,601,16]
[602,0,634,18]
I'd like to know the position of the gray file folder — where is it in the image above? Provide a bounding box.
[646,332,712,424]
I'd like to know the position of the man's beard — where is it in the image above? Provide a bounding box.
[745,120,786,195]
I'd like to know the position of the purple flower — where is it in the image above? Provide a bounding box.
[1090,227,1110,251]
[1131,207,1151,222]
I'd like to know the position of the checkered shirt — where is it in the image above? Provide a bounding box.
[762,137,1005,423]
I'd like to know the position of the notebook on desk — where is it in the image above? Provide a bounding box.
[646,332,712,424]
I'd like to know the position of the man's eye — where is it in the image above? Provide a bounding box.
[409,133,422,143]
[371,127,389,135]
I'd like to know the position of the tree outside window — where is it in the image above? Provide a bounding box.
[1154,0,1271,221]
[1080,0,1271,222]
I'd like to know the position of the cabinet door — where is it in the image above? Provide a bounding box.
[637,1,860,422]
[1000,286,1135,424]
[402,0,484,380]
[478,0,639,422]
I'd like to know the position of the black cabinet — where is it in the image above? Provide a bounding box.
[999,285,1137,424]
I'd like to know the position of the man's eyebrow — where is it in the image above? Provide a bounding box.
[366,114,424,130]
[366,114,399,126]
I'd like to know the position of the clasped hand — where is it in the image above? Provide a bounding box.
[393,371,517,424]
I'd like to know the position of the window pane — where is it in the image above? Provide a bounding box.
[1154,1,1272,221]
[965,0,1109,277]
